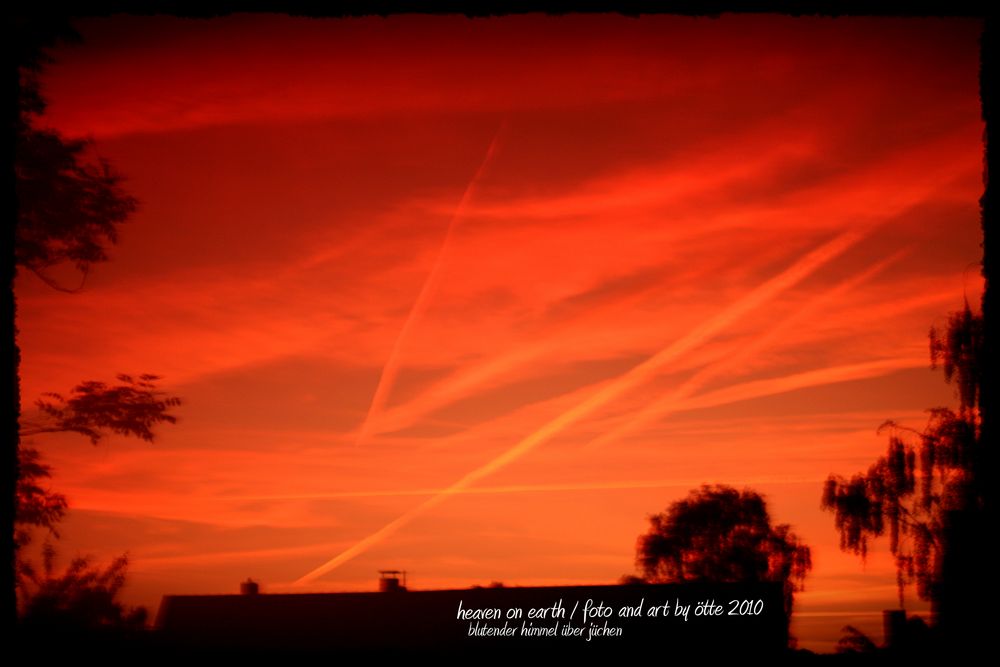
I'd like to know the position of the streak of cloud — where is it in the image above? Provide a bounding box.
[222,476,820,501]
[295,227,867,584]
[131,541,354,569]
[584,249,909,451]
[354,123,506,447]
[672,357,928,414]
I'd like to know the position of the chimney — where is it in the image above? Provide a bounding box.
[378,570,407,592]
[240,578,259,595]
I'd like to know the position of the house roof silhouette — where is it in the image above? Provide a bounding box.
[156,580,787,657]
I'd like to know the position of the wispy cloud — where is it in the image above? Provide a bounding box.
[355,124,506,446]
[20,16,983,652]
[295,228,867,583]
[584,250,908,450]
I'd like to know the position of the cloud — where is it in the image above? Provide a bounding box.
[295,228,867,583]
[18,16,983,651]
[355,123,506,446]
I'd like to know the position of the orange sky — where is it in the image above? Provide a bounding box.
[16,14,984,652]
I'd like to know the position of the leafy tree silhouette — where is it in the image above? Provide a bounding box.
[15,126,137,292]
[22,374,181,445]
[836,625,879,654]
[14,447,66,554]
[821,303,984,624]
[18,543,147,632]
[15,20,136,293]
[632,485,812,630]
[10,19,180,628]
[14,373,180,625]
[15,373,181,556]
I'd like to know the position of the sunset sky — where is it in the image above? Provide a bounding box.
[16,14,984,652]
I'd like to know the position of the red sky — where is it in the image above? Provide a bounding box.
[17,14,984,652]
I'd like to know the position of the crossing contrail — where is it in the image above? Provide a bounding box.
[354,122,506,447]
[583,248,908,451]
[294,227,868,585]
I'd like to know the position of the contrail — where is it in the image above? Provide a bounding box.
[583,249,908,451]
[294,228,868,585]
[670,356,926,414]
[225,476,819,501]
[354,122,507,447]
[373,342,550,436]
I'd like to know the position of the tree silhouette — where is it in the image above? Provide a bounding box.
[14,447,67,554]
[821,303,984,614]
[22,374,181,446]
[10,21,177,627]
[14,374,181,619]
[18,543,146,632]
[835,626,878,655]
[633,484,812,623]
[15,21,136,292]
[15,374,181,552]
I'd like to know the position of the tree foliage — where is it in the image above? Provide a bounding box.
[18,543,146,631]
[13,373,180,622]
[22,374,182,445]
[14,447,67,551]
[15,130,137,289]
[821,302,984,608]
[16,19,135,291]
[634,485,812,618]
[11,21,168,630]
[15,374,180,551]
[929,304,983,417]
[835,625,879,655]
